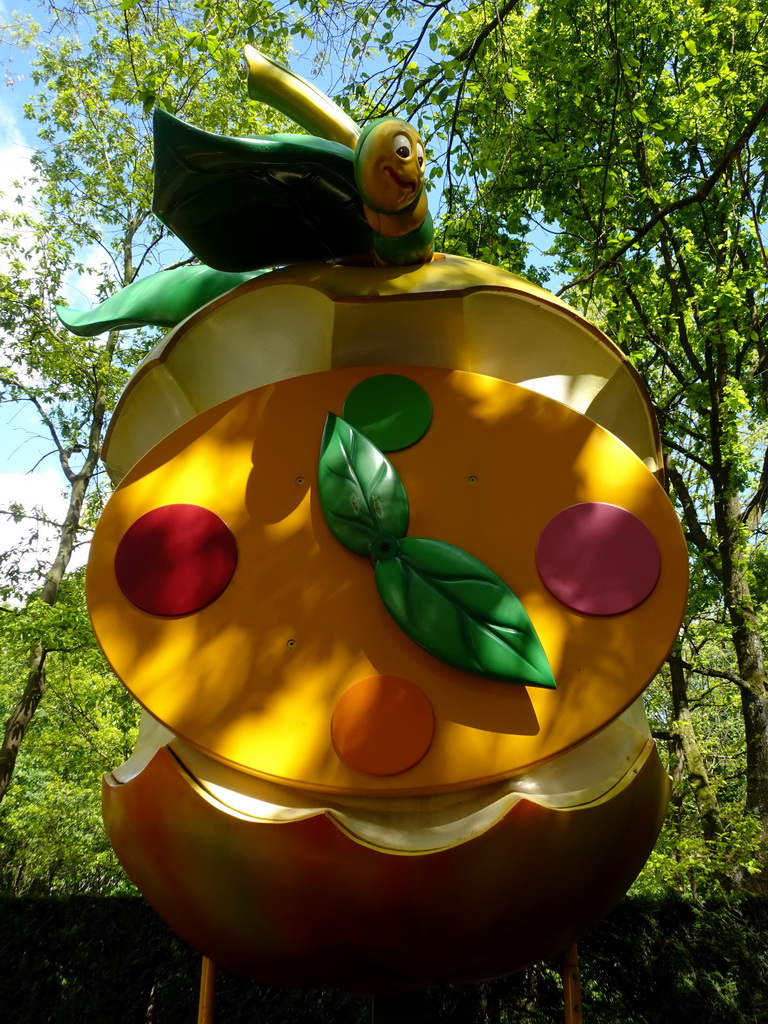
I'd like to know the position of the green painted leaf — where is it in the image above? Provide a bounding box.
[152,108,369,272]
[374,538,556,688]
[318,414,409,556]
[57,266,265,337]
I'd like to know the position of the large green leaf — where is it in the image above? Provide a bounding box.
[57,265,265,337]
[153,108,370,272]
[374,537,556,688]
[317,414,409,555]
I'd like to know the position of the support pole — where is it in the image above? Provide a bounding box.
[197,956,216,1024]
[561,943,583,1024]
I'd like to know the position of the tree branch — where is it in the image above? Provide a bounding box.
[557,92,768,296]
[664,453,711,553]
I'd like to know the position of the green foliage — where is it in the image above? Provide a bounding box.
[2,0,767,907]
[1,895,766,1022]
[639,664,763,895]
[0,572,139,895]
[343,0,768,891]
[0,0,296,876]
[578,895,768,1024]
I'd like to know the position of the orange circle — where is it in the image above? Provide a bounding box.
[331,676,435,776]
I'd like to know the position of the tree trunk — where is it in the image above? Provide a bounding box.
[0,427,105,803]
[0,643,47,801]
[740,686,768,891]
[714,456,768,891]
[668,649,726,843]
[0,318,116,804]
[0,482,86,803]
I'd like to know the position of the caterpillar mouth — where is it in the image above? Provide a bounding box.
[384,166,416,192]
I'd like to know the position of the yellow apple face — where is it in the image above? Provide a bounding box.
[88,364,688,795]
[93,257,682,991]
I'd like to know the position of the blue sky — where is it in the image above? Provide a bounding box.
[0,3,561,570]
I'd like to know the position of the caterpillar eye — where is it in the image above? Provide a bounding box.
[393,133,411,159]
[416,142,425,168]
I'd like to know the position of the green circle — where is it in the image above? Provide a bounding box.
[342,374,432,451]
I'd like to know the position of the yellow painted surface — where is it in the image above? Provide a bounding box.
[103,255,660,483]
[89,366,687,794]
[244,45,361,151]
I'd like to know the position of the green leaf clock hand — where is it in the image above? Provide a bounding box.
[318,414,556,689]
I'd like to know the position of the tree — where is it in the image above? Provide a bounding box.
[0,569,138,894]
[0,0,296,805]
[361,0,768,889]
[280,0,768,891]
[4,0,767,898]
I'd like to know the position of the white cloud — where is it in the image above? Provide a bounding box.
[0,466,65,515]
[0,467,89,594]
[0,92,35,203]
[0,398,91,584]
[0,51,93,594]
[0,467,63,573]
[61,243,112,312]
[0,90,111,323]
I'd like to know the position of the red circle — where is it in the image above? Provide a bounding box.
[536,503,660,616]
[115,504,237,616]
[331,675,435,776]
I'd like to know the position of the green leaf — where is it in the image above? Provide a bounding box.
[318,414,409,556]
[374,538,556,688]
[152,109,369,272]
[56,265,266,336]
[138,89,155,116]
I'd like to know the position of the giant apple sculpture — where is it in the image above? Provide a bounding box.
[61,49,688,993]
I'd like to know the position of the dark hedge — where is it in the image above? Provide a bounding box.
[1,894,766,1022]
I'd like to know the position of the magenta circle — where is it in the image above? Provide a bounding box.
[536,503,660,616]
[114,504,237,616]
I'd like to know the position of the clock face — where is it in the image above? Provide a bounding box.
[88,364,688,795]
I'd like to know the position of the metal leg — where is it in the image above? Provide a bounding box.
[562,943,583,1024]
[197,956,216,1024]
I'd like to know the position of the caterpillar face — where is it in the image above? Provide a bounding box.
[355,117,427,214]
